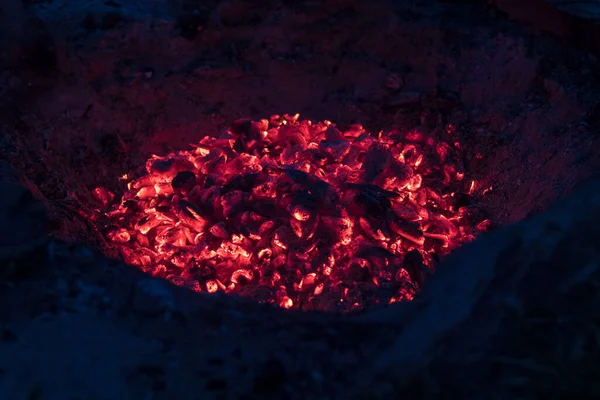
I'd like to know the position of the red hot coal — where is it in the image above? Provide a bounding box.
[90,114,490,312]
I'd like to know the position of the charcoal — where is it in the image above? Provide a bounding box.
[356,246,396,270]
[352,133,375,148]
[344,183,400,199]
[233,136,247,153]
[176,199,209,232]
[148,158,174,175]
[122,199,141,211]
[120,247,156,267]
[389,160,413,183]
[272,254,287,269]
[354,188,392,217]
[453,192,472,208]
[320,215,354,243]
[476,219,494,232]
[204,176,217,188]
[131,176,152,190]
[272,226,293,250]
[136,215,162,234]
[280,145,304,164]
[230,269,254,285]
[401,144,420,163]
[205,280,220,293]
[362,144,391,182]
[278,125,307,147]
[290,204,313,221]
[319,140,351,161]
[171,171,196,190]
[402,249,426,287]
[92,187,115,208]
[292,190,319,211]
[357,217,387,241]
[391,205,419,221]
[435,141,452,163]
[388,217,424,245]
[324,125,344,140]
[458,206,488,226]
[238,224,251,237]
[258,220,276,235]
[220,190,249,218]
[229,118,253,137]
[251,199,279,218]
[426,187,442,205]
[209,222,229,239]
[252,179,278,198]
[284,169,311,186]
[221,173,260,194]
[151,265,168,279]
[388,215,422,235]
[105,226,131,243]
[298,272,317,290]
[136,233,150,247]
[155,205,174,215]
[429,215,458,237]
[135,185,157,199]
[290,217,317,239]
[347,262,372,282]
[203,155,227,175]
[171,251,191,267]
[199,264,217,279]
[285,169,332,203]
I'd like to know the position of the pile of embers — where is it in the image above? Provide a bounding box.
[89,114,490,312]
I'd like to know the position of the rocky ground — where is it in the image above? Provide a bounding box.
[1,0,600,398]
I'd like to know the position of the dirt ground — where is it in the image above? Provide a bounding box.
[1,0,600,398]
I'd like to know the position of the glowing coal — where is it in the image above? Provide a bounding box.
[92,114,489,312]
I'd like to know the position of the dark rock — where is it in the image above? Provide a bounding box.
[92,12,123,31]
[0,181,47,277]
[81,14,97,31]
[252,357,287,394]
[206,378,228,391]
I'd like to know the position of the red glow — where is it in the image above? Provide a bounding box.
[93,114,488,312]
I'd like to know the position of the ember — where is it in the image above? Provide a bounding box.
[93,114,489,312]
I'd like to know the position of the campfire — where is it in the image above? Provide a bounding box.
[90,114,490,311]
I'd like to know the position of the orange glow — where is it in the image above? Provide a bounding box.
[279,296,293,309]
[93,114,489,312]
[206,280,219,293]
[468,180,477,195]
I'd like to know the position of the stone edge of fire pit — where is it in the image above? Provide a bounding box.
[351,177,600,398]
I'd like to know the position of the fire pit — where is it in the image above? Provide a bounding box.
[90,114,489,311]
[2,0,600,398]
